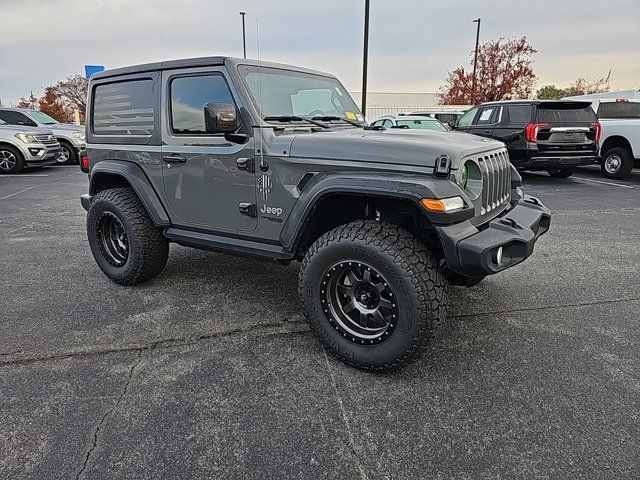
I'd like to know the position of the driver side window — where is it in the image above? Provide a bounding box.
[0,110,38,127]
[457,107,478,127]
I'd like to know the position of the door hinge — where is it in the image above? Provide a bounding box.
[237,157,255,173]
[239,202,256,217]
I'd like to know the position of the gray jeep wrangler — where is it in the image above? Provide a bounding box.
[81,57,550,371]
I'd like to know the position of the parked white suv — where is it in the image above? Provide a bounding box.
[563,96,640,179]
[0,121,61,173]
[0,108,85,166]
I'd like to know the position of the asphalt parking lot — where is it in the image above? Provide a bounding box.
[1,165,639,479]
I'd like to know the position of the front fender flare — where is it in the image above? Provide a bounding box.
[279,171,472,252]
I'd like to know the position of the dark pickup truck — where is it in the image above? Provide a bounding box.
[451,100,601,178]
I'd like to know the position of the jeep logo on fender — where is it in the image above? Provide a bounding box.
[260,205,283,216]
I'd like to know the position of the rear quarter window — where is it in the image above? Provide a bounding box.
[92,79,154,135]
[507,104,532,124]
[597,102,640,119]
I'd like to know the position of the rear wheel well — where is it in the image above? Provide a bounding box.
[91,172,132,194]
[601,136,632,156]
[294,194,441,258]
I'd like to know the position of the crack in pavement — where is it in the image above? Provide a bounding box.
[451,296,640,319]
[1,296,638,367]
[323,349,372,480]
[74,351,142,480]
[0,319,308,367]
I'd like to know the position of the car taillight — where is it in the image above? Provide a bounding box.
[80,152,90,173]
[591,122,602,142]
[615,98,629,103]
[525,123,549,142]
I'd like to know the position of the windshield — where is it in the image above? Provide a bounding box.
[28,111,59,125]
[239,65,363,123]
[396,119,448,131]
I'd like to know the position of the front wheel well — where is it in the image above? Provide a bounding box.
[293,194,441,258]
[601,136,632,156]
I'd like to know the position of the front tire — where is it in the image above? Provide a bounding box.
[299,220,447,371]
[548,167,576,178]
[0,145,25,173]
[57,141,78,165]
[601,147,633,179]
[87,187,169,285]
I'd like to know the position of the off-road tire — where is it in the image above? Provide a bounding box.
[0,145,25,173]
[87,187,168,285]
[548,167,576,178]
[58,141,78,165]
[601,147,633,180]
[299,220,447,372]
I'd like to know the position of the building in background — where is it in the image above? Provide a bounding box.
[350,92,470,121]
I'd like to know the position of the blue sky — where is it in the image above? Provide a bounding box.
[0,0,638,105]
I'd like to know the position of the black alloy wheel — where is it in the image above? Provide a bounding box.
[321,261,399,345]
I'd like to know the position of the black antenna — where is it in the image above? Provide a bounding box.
[256,18,268,171]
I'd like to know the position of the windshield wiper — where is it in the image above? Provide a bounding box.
[263,115,328,128]
[311,115,363,127]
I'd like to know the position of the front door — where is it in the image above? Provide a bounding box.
[161,69,256,232]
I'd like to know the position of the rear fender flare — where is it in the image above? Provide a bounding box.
[89,160,170,226]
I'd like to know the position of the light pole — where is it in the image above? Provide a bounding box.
[361,0,370,118]
[471,18,481,105]
[239,11,247,59]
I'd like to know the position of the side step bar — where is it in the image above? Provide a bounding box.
[164,227,295,262]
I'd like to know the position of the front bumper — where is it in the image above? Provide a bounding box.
[435,192,551,278]
[21,142,62,167]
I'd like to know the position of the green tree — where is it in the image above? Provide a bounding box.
[536,85,566,100]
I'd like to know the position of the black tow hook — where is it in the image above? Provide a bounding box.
[498,217,521,230]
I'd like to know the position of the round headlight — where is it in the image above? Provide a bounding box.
[462,160,483,200]
[460,163,469,189]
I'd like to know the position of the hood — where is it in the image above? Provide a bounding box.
[46,123,84,133]
[0,124,55,135]
[284,127,505,168]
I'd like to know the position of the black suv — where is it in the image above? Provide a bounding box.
[451,100,600,178]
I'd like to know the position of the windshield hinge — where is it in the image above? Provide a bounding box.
[434,154,451,177]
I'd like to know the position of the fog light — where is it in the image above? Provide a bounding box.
[496,246,504,265]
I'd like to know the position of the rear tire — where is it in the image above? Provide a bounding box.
[87,187,169,285]
[299,220,447,372]
[0,145,25,173]
[548,167,576,178]
[601,147,633,179]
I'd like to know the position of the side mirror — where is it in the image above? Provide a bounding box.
[204,103,238,134]
[448,119,457,128]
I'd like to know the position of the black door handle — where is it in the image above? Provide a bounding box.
[163,154,187,164]
[483,129,492,134]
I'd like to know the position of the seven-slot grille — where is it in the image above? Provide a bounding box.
[478,149,511,215]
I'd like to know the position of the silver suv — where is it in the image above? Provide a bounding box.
[0,121,61,173]
[0,108,85,165]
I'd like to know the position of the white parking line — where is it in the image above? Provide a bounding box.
[575,176,635,189]
[0,174,49,178]
[0,185,39,200]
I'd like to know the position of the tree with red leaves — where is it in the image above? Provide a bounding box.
[17,92,39,110]
[38,86,70,123]
[439,36,537,105]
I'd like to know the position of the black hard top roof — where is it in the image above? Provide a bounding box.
[480,99,591,108]
[90,56,334,80]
